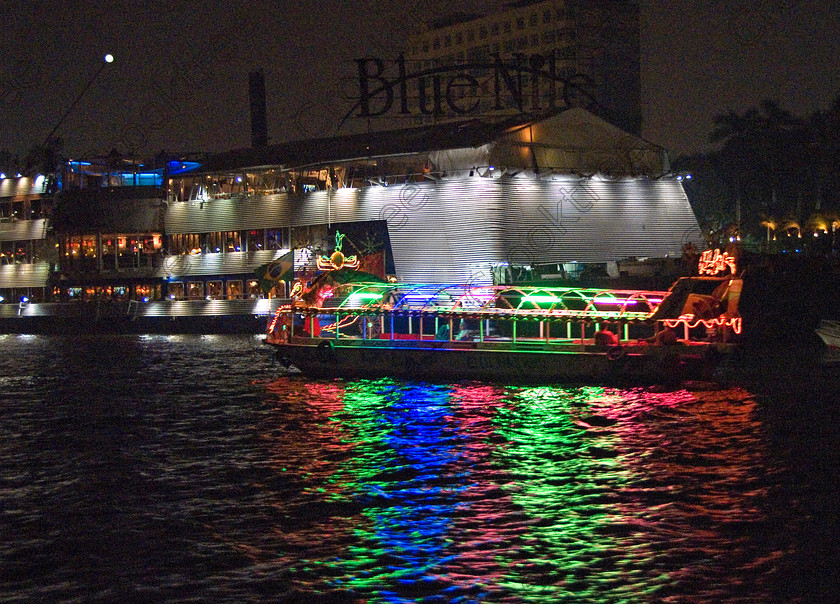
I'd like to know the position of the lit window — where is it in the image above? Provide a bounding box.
[206,280,223,299]
[227,280,243,299]
[188,281,204,299]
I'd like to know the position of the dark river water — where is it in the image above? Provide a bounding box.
[1,334,838,603]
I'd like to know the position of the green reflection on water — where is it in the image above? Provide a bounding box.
[281,379,682,601]
[491,385,665,600]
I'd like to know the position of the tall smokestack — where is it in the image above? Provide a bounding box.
[249,69,268,148]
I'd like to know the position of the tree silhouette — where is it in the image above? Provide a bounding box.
[706,99,817,236]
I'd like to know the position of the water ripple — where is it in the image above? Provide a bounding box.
[1,335,838,601]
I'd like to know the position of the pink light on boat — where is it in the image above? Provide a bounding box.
[592,298,638,305]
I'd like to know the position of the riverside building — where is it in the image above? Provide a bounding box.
[402,0,641,135]
[1,107,702,332]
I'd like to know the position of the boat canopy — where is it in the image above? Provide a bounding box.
[308,281,670,322]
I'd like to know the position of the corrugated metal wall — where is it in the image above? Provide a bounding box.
[502,177,702,264]
[0,262,51,288]
[0,218,48,241]
[165,196,292,233]
[139,298,281,317]
[157,249,289,278]
[165,176,702,284]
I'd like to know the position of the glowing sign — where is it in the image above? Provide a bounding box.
[663,316,742,335]
[522,294,560,305]
[317,231,360,271]
[698,249,736,276]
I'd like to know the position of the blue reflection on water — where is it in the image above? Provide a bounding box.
[329,381,471,599]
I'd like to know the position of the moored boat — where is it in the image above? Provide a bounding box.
[266,255,743,384]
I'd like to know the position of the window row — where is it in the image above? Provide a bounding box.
[47,279,266,302]
[59,234,163,270]
[420,8,577,52]
[0,198,46,221]
[50,229,295,271]
[0,240,44,264]
[53,284,163,303]
[166,279,263,300]
[430,41,578,71]
[168,228,290,255]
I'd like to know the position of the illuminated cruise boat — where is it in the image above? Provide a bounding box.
[265,244,743,383]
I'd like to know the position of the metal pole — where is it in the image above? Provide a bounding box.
[44,54,114,145]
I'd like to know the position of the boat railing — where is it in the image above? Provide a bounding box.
[267,280,742,346]
[269,306,743,346]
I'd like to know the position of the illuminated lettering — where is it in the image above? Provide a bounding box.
[698,249,736,276]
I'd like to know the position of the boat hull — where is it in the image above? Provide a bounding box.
[268,338,731,384]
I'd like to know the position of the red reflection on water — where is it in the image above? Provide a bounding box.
[582,386,772,592]
[444,384,537,587]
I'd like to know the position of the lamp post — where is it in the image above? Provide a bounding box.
[43,53,114,145]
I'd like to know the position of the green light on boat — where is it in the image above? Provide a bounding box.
[523,295,560,304]
[348,292,383,301]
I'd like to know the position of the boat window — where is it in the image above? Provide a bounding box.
[0,241,13,264]
[187,281,204,299]
[246,280,261,299]
[205,232,221,253]
[135,284,153,301]
[246,230,264,251]
[227,280,243,299]
[81,236,97,259]
[266,229,287,250]
[225,231,241,253]
[168,282,185,300]
[206,280,223,299]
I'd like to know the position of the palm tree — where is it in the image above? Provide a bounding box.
[23,137,64,193]
[710,100,809,231]
[778,217,802,239]
[759,216,777,244]
[709,107,764,227]
[808,93,840,210]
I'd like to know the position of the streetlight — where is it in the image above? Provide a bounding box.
[43,53,114,145]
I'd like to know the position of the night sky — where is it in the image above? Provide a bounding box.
[1,0,837,161]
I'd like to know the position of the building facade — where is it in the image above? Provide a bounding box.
[1,108,701,332]
[0,175,52,303]
[402,0,641,134]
